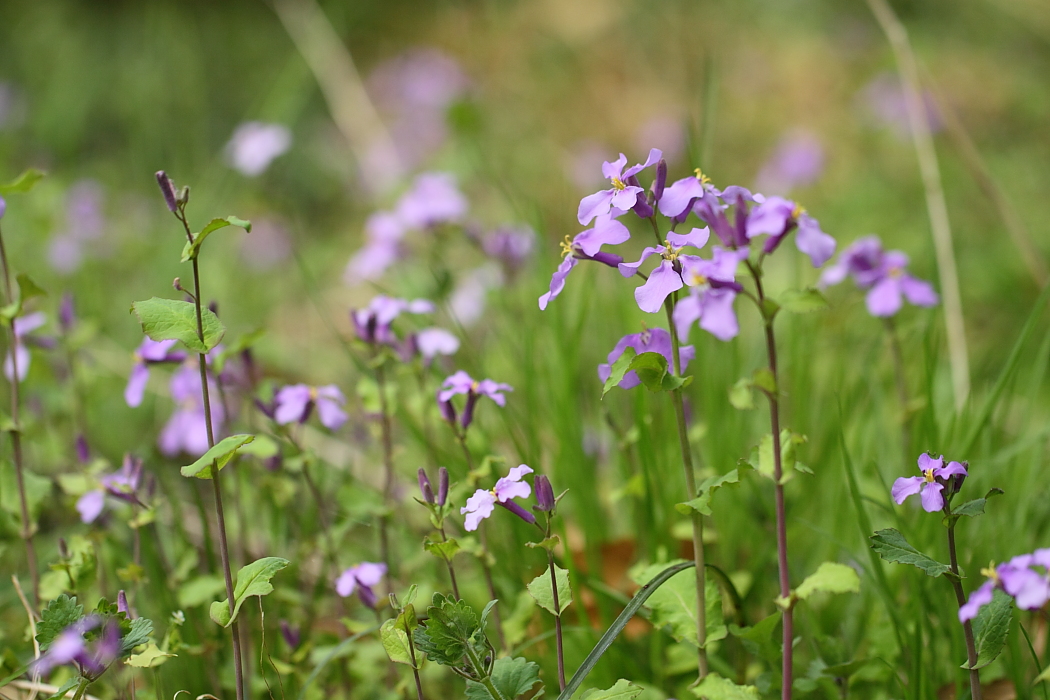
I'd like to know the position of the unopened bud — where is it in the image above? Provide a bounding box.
[418,468,435,504]
[117,590,129,615]
[534,474,555,512]
[438,467,449,506]
[58,537,69,559]
[173,277,182,292]
[59,293,76,333]
[653,159,667,201]
[461,392,480,431]
[75,434,90,464]
[438,396,457,425]
[155,171,178,213]
[208,301,219,316]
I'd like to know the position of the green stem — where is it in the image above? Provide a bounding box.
[375,361,396,592]
[71,676,90,700]
[547,546,566,691]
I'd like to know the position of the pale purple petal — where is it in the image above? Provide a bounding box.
[539,256,579,310]
[353,562,387,587]
[335,568,359,597]
[866,277,903,317]
[601,154,627,181]
[406,299,436,314]
[920,482,945,512]
[618,247,664,278]
[658,177,705,218]
[416,327,460,359]
[698,288,740,341]
[1002,567,1050,610]
[396,172,468,229]
[891,476,925,504]
[818,260,850,288]
[274,384,312,425]
[345,241,399,283]
[225,122,292,176]
[125,363,150,408]
[316,395,348,431]
[795,214,835,267]
[495,465,534,502]
[439,370,475,402]
[667,227,710,251]
[578,190,615,226]
[673,293,703,341]
[76,490,105,524]
[635,260,683,313]
[901,275,939,307]
[3,343,30,382]
[574,217,630,257]
[917,453,944,472]
[621,148,663,179]
[745,197,795,239]
[461,489,497,531]
[959,580,996,622]
[138,338,179,362]
[935,461,968,480]
[610,186,643,211]
[15,311,47,337]
[476,379,513,406]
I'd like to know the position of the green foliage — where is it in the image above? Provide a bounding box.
[952,488,1005,519]
[691,673,761,699]
[380,604,419,668]
[630,560,726,647]
[963,589,1012,670]
[0,273,47,323]
[781,562,860,609]
[729,611,782,667]
[423,536,462,561]
[36,595,85,650]
[413,593,492,670]
[464,657,542,699]
[209,556,289,627]
[0,169,45,194]
[131,297,226,353]
[580,678,643,699]
[119,617,154,655]
[526,564,572,616]
[778,288,829,313]
[181,216,252,262]
[601,348,691,397]
[677,466,750,516]
[181,434,255,479]
[870,528,952,577]
[728,377,755,410]
[125,643,176,668]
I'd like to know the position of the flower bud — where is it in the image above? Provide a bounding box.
[438,396,457,425]
[155,171,178,213]
[173,277,182,293]
[418,468,435,504]
[652,159,667,201]
[58,537,69,560]
[75,434,90,464]
[279,620,301,650]
[117,590,129,615]
[177,186,191,207]
[438,467,449,506]
[534,474,555,512]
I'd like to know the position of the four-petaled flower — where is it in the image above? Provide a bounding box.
[539,213,629,310]
[335,561,387,608]
[960,550,1050,622]
[618,227,712,313]
[33,616,121,679]
[578,149,662,225]
[125,338,186,407]
[273,384,348,431]
[438,370,513,430]
[744,196,836,268]
[76,454,146,524]
[891,453,968,513]
[352,295,435,345]
[461,464,536,531]
[159,360,224,458]
[673,247,750,341]
[598,328,695,390]
[820,235,938,317]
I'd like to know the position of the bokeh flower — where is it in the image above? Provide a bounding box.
[4,311,48,383]
[351,295,435,345]
[225,122,292,177]
[76,454,146,524]
[396,172,468,229]
[125,338,186,407]
[820,235,939,317]
[159,362,224,458]
[960,550,1050,622]
[754,132,825,196]
[336,561,387,608]
[273,384,347,430]
[438,370,512,430]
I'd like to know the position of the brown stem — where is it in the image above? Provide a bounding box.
[947,524,983,700]
[547,548,566,691]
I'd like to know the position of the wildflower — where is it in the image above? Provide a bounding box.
[273,384,347,430]
[351,295,435,344]
[418,466,449,506]
[745,195,836,267]
[280,621,301,650]
[450,263,504,327]
[539,214,629,310]
[482,224,535,277]
[618,227,711,313]
[438,370,512,431]
[891,453,968,513]
[344,211,406,283]
[859,73,942,139]
[125,338,186,408]
[0,195,5,218]
[48,181,107,275]
[396,172,468,229]
[405,327,460,365]
[4,311,48,383]
[658,169,721,220]
[34,616,121,679]
[820,236,938,317]
[534,474,555,512]
[960,550,1050,622]
[225,122,292,177]
[578,149,662,225]
[336,562,387,608]
[155,172,178,213]
[673,247,750,341]
[461,464,536,531]
[158,362,224,458]
[597,328,695,390]
[76,454,146,524]
[754,132,825,196]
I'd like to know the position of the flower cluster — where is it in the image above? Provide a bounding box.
[437,370,512,431]
[820,235,938,317]
[960,550,1050,622]
[891,453,967,512]
[351,294,459,365]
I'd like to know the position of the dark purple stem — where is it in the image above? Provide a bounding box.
[946,522,983,700]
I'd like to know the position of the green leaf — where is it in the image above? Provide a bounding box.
[465,657,542,700]
[181,216,252,262]
[131,297,226,353]
[177,575,226,608]
[788,562,860,606]
[17,273,47,303]
[676,467,749,517]
[527,564,573,616]
[36,595,84,649]
[760,297,780,320]
[870,528,952,577]
[630,351,690,392]
[952,488,1005,519]
[581,678,644,699]
[42,677,79,700]
[778,288,828,314]
[126,642,175,668]
[181,434,255,479]
[729,611,782,666]
[751,367,777,394]
[381,610,418,667]
[728,378,754,410]
[602,347,637,398]
[120,617,154,655]
[0,169,45,194]
[413,593,490,669]
[964,589,1012,670]
[757,434,775,479]
[691,673,761,699]
[237,434,279,459]
[822,658,876,678]
[423,536,462,562]
[630,561,726,647]
[525,535,561,552]
[209,556,289,627]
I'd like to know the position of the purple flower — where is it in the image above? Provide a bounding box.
[754,132,825,196]
[960,550,1050,622]
[34,616,121,679]
[438,370,512,430]
[859,73,942,139]
[598,328,696,390]
[4,312,47,383]
[159,362,224,458]
[618,227,711,313]
[891,453,968,513]
[820,236,939,317]
[745,196,836,267]
[539,214,630,310]
[240,217,291,271]
[449,263,504,327]
[351,295,435,344]
[673,247,750,341]
[225,122,292,177]
[273,384,348,430]
[336,561,387,608]
[125,338,186,407]
[534,474,555,512]
[155,172,178,213]
[483,224,535,276]
[461,464,536,531]
[396,172,468,229]
[658,170,720,220]
[344,211,406,283]
[411,327,460,364]
[280,620,301,650]
[0,195,5,219]
[577,149,662,225]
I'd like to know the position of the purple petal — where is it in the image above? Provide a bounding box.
[917,453,944,472]
[936,461,968,480]
[344,240,400,283]
[14,312,46,337]
[439,370,475,402]
[274,384,312,425]
[667,227,710,251]
[416,327,460,359]
[573,217,630,257]
[461,489,497,531]
[353,562,387,587]
[634,260,683,313]
[125,363,150,408]
[745,197,794,239]
[672,293,704,341]
[476,379,513,406]
[621,148,663,179]
[959,580,996,622]
[658,177,705,218]
[3,343,30,383]
[920,482,945,512]
[795,214,836,267]
[699,288,740,341]
[76,490,105,524]
[138,338,180,362]
[865,277,903,317]
[539,256,579,310]
[891,476,925,504]
[618,247,664,278]
[610,186,643,211]
[601,154,628,181]
[335,568,359,597]
[578,189,615,225]
[901,275,939,307]
[317,396,348,430]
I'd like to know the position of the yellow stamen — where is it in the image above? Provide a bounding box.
[471,380,480,392]
[792,204,805,219]
[889,266,903,278]
[559,235,574,258]
[309,386,318,401]
[693,168,711,185]
[980,562,999,582]
[611,177,627,190]
[923,468,936,483]
[663,240,682,262]
[689,271,708,286]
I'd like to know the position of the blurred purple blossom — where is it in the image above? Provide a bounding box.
[273,384,347,430]
[858,73,942,139]
[754,132,825,196]
[461,464,535,531]
[48,180,108,275]
[159,362,224,458]
[34,616,120,679]
[450,263,504,327]
[438,369,512,430]
[961,550,1050,622]
[598,328,695,390]
[336,561,387,608]
[225,122,292,177]
[351,295,434,344]
[820,235,938,317]
[633,116,685,164]
[410,327,460,364]
[76,455,146,524]
[396,172,468,229]
[125,338,186,408]
[4,312,47,383]
[344,211,406,283]
[482,224,535,277]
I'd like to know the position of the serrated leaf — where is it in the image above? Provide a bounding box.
[131,297,225,353]
[120,617,154,655]
[209,556,289,627]
[870,528,951,577]
[630,561,727,647]
[380,616,417,667]
[677,467,748,517]
[778,288,828,314]
[691,673,761,699]
[527,564,573,616]
[0,169,45,194]
[423,536,462,561]
[36,595,84,650]
[581,678,644,699]
[465,657,542,700]
[953,488,1004,519]
[181,434,255,479]
[602,347,637,398]
[963,589,1012,670]
[181,216,252,262]
[793,562,860,602]
[413,593,490,668]
[729,377,754,410]
[126,642,175,668]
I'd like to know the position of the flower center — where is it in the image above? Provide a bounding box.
[923,468,936,483]
[980,562,999,583]
[688,270,708,286]
[662,240,682,262]
[889,266,903,278]
[693,168,711,185]
[792,204,805,219]
[611,177,627,191]
[559,235,574,258]
[470,380,480,392]
[309,386,318,401]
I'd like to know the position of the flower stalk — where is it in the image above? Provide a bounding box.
[375,360,396,594]
[946,514,982,699]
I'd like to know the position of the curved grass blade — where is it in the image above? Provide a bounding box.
[556,560,694,700]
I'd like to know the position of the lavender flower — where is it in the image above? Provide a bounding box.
[482,224,535,276]
[159,362,224,458]
[76,454,146,524]
[34,616,121,679]
[891,453,968,513]
[820,236,938,317]
[960,550,1050,622]
[336,562,387,608]
[155,172,178,213]
[754,132,825,196]
[280,620,301,650]
[598,328,696,390]
[351,295,435,345]
[125,338,186,407]
[418,466,449,506]
[673,247,750,341]
[273,384,347,430]
[409,327,460,364]
[4,311,47,383]
[618,227,712,313]
[539,214,630,310]
[461,464,536,531]
[344,211,406,283]
[745,196,836,267]
[438,370,512,430]
[578,149,662,225]
[449,263,504,327]
[225,122,292,177]
[658,170,720,220]
[396,172,468,230]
